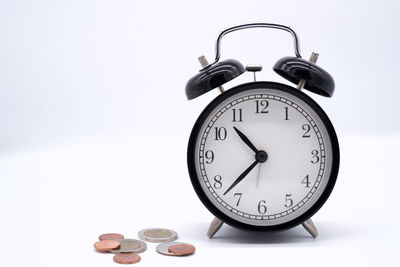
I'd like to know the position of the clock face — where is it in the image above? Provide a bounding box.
[188,82,339,230]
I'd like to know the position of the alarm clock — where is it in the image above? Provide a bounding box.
[185,23,339,238]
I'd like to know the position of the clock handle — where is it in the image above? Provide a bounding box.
[205,23,302,70]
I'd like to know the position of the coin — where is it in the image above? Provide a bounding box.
[113,252,141,264]
[111,239,147,254]
[138,228,178,243]
[168,243,195,256]
[156,242,179,256]
[156,242,194,256]
[94,240,120,252]
[99,233,124,241]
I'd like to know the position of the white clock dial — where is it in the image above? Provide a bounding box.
[193,86,335,227]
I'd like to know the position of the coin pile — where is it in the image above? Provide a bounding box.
[93,228,195,264]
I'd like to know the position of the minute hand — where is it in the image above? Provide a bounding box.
[223,160,259,196]
[233,127,258,153]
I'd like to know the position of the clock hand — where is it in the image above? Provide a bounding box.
[233,126,258,154]
[256,164,262,187]
[223,160,259,196]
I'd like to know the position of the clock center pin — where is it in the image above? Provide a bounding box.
[255,150,268,163]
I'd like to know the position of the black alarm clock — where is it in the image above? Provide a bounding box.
[185,23,339,238]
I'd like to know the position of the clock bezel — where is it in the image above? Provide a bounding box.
[187,81,340,232]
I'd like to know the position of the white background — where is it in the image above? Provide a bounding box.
[0,0,399,266]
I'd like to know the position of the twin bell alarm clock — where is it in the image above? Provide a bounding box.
[185,23,339,238]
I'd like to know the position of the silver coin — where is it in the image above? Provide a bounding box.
[138,228,178,243]
[156,242,186,256]
[110,239,147,254]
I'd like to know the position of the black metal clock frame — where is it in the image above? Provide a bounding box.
[187,81,340,232]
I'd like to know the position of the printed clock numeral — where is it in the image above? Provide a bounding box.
[284,106,289,120]
[205,150,214,164]
[214,127,227,140]
[257,200,267,214]
[234,193,242,206]
[302,124,311,138]
[311,150,320,164]
[285,194,293,208]
[255,100,269,114]
[232,108,243,122]
[302,174,311,188]
[213,175,222,189]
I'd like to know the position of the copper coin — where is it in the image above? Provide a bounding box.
[113,253,141,264]
[156,242,178,256]
[99,233,124,241]
[168,244,195,256]
[156,242,194,256]
[94,240,120,252]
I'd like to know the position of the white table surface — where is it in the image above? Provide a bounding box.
[0,133,399,266]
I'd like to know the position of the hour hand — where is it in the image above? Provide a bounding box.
[233,126,258,153]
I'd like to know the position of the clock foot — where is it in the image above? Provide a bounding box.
[207,217,224,238]
[302,218,318,238]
